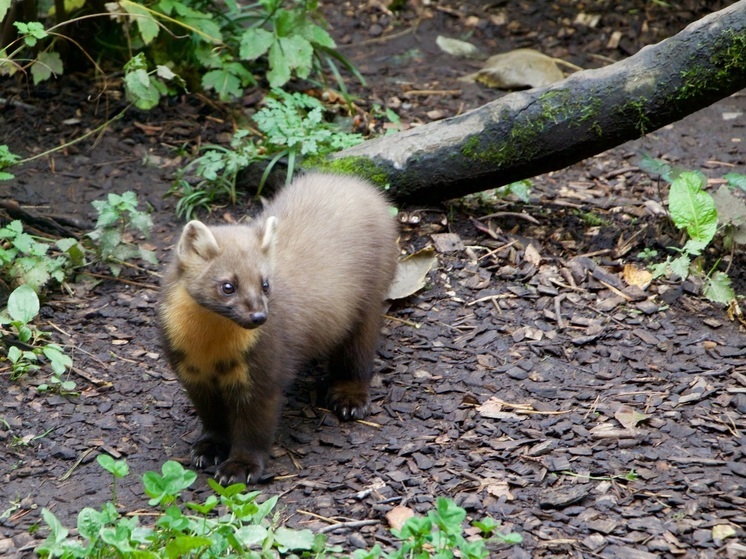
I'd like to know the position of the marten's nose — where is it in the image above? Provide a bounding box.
[249,312,267,326]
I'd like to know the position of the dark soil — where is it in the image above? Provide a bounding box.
[2,1,746,557]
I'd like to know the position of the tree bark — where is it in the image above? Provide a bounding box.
[320,1,746,204]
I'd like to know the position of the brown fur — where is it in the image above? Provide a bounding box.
[158,173,398,484]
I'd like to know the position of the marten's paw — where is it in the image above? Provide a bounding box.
[191,437,230,469]
[215,455,265,486]
[327,383,371,421]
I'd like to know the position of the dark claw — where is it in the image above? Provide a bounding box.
[327,385,371,422]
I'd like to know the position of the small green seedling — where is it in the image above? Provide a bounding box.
[97,454,130,504]
[87,191,157,276]
[1,285,75,390]
[640,157,739,306]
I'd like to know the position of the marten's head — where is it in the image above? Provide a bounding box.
[174,218,278,329]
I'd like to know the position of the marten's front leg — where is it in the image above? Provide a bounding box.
[183,381,231,468]
[214,381,283,485]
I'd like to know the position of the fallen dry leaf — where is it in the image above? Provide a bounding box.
[485,480,514,500]
[524,243,542,266]
[712,524,736,542]
[431,232,464,253]
[614,405,651,430]
[386,506,415,530]
[460,48,564,89]
[387,248,437,300]
[477,397,527,421]
[623,263,653,290]
[436,35,482,58]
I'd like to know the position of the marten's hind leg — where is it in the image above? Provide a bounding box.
[326,311,383,420]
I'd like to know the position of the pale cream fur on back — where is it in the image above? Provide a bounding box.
[263,173,397,358]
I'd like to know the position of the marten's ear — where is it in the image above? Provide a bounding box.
[177,221,219,261]
[260,216,278,255]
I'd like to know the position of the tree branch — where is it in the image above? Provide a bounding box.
[319,2,746,204]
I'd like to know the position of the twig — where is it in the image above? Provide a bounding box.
[478,211,540,224]
[318,519,380,534]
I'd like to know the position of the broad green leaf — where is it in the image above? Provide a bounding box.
[165,536,213,558]
[703,271,735,304]
[57,238,86,267]
[129,212,153,237]
[668,171,717,245]
[7,284,40,323]
[273,526,315,552]
[77,507,105,540]
[15,260,50,291]
[43,345,72,375]
[156,65,176,80]
[154,0,176,15]
[278,35,313,78]
[171,3,222,43]
[497,179,532,203]
[7,346,22,363]
[0,0,10,22]
[97,228,123,258]
[124,68,156,102]
[139,248,158,266]
[14,21,47,47]
[725,172,746,192]
[272,8,296,37]
[202,69,242,101]
[267,42,291,88]
[669,254,690,280]
[122,1,160,44]
[119,190,138,208]
[40,508,68,547]
[234,525,268,548]
[31,51,63,85]
[300,22,335,48]
[124,52,149,72]
[254,494,278,522]
[239,27,275,61]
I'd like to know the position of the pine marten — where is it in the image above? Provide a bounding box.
[158,173,398,484]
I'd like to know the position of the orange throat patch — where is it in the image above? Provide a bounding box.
[162,285,260,387]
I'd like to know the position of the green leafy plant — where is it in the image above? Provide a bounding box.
[36,459,522,558]
[87,191,158,276]
[36,459,338,558]
[640,156,744,305]
[2,0,359,101]
[123,52,185,110]
[0,145,20,180]
[171,89,364,219]
[0,220,84,293]
[97,454,130,504]
[1,285,75,390]
[496,179,532,203]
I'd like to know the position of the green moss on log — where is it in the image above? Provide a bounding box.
[311,156,391,187]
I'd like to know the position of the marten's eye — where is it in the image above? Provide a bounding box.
[261,279,270,293]
[220,282,235,296]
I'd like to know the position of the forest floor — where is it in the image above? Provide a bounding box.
[1,0,745,557]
